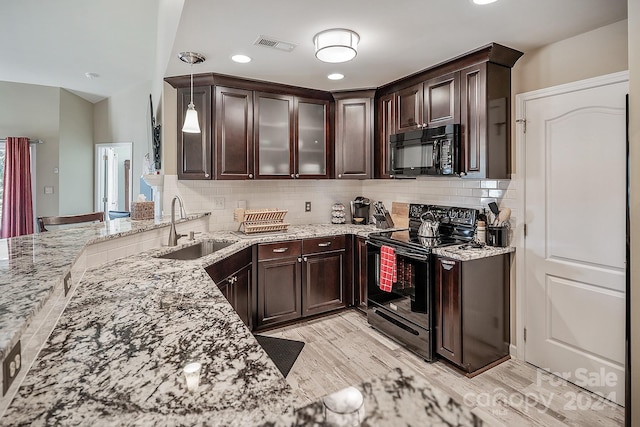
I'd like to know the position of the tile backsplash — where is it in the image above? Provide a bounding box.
[162,175,518,231]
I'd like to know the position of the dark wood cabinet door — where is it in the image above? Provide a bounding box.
[215,86,254,179]
[425,72,460,127]
[257,257,302,327]
[354,236,368,311]
[232,264,252,329]
[255,92,294,179]
[459,63,487,177]
[434,257,462,365]
[375,93,396,178]
[335,95,373,179]
[396,83,423,131]
[301,251,344,317]
[177,86,212,180]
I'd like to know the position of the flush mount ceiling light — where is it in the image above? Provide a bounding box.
[231,54,252,63]
[313,29,359,63]
[327,73,344,80]
[178,51,205,133]
[472,0,498,4]
[84,72,99,79]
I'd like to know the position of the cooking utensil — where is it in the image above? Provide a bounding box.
[497,207,511,226]
[418,212,440,237]
[488,202,500,216]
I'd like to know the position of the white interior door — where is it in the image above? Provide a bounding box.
[523,74,627,405]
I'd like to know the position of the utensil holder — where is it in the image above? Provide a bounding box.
[487,225,509,247]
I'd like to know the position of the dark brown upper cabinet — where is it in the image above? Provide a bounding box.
[254,94,330,179]
[375,43,522,180]
[215,86,254,180]
[334,90,374,180]
[375,93,396,179]
[395,72,459,132]
[424,72,460,127]
[396,84,423,132]
[254,92,294,179]
[177,85,212,180]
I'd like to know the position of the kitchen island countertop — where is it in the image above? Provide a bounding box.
[2,221,504,425]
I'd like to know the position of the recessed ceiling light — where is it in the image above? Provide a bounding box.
[85,72,99,79]
[327,73,344,80]
[231,54,252,63]
[472,0,498,4]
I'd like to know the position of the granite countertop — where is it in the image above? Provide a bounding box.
[264,367,482,426]
[0,213,208,362]
[1,221,505,425]
[0,223,380,425]
[433,243,514,261]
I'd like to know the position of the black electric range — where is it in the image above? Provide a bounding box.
[365,204,479,362]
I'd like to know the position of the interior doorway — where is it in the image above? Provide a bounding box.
[94,143,132,219]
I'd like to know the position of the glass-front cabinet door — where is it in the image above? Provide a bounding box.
[255,93,294,179]
[296,98,328,178]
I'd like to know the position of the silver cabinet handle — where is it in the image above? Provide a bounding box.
[338,174,342,178]
[248,173,253,179]
[318,242,332,247]
[303,256,308,262]
[441,259,456,270]
[298,257,302,262]
[273,247,288,253]
[291,174,295,178]
[205,173,210,178]
[295,173,300,178]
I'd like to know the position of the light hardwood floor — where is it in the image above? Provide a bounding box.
[260,309,624,426]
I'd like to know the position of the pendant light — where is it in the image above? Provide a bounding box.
[178,52,206,133]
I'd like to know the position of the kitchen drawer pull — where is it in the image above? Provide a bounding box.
[441,259,456,270]
[272,248,289,253]
[318,242,332,247]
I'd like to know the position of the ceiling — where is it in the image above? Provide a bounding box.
[0,0,628,104]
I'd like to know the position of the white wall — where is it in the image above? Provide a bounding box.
[59,89,94,215]
[0,82,60,217]
[94,81,154,201]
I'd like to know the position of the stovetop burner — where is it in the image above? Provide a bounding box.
[368,204,479,253]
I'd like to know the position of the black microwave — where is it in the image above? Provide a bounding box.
[389,124,460,176]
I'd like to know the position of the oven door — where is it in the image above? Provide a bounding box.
[366,240,432,330]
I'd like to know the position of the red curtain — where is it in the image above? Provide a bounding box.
[1,137,34,238]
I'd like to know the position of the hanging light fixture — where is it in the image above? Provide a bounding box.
[178,51,206,133]
[313,29,359,63]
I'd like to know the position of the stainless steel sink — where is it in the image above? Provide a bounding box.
[157,240,234,260]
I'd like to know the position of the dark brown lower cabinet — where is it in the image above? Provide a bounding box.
[302,251,344,317]
[353,236,368,312]
[205,247,252,329]
[434,254,510,374]
[257,256,302,328]
[256,237,347,329]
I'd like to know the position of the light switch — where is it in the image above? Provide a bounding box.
[44,186,54,194]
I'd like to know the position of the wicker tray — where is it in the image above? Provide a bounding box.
[239,209,289,234]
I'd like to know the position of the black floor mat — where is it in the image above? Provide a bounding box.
[254,335,305,377]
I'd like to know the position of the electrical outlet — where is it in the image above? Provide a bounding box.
[305,201,311,212]
[3,340,21,396]
[63,272,71,297]
[212,197,225,210]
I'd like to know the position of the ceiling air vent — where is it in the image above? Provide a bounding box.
[254,35,296,52]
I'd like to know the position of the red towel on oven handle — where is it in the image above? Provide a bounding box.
[379,245,396,292]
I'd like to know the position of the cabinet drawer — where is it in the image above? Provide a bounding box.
[302,235,345,255]
[205,246,252,283]
[258,240,302,260]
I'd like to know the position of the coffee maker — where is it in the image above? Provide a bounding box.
[350,197,370,224]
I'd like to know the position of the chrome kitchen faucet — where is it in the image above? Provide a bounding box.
[168,195,186,246]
